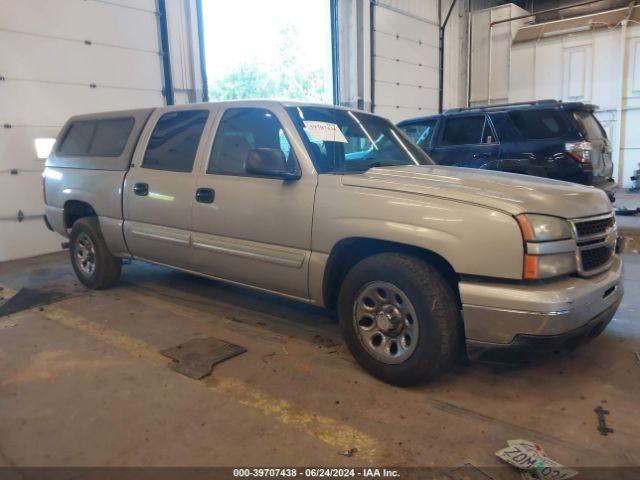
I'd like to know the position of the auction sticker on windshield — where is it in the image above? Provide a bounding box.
[303,121,348,143]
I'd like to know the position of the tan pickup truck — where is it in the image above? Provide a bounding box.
[43,100,623,385]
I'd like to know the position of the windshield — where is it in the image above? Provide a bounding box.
[286,107,433,173]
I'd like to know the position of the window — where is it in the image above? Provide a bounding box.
[573,111,606,139]
[286,107,432,173]
[489,113,520,142]
[91,119,135,155]
[399,119,437,147]
[58,118,134,156]
[481,119,497,144]
[142,110,209,173]
[508,109,569,140]
[58,122,95,155]
[208,108,296,175]
[439,116,485,146]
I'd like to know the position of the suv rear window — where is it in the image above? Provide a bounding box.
[58,118,134,156]
[508,109,569,140]
[573,110,606,139]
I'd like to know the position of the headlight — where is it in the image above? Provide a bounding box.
[524,252,576,280]
[516,214,573,242]
[517,214,576,280]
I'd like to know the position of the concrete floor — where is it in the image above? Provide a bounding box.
[0,251,639,475]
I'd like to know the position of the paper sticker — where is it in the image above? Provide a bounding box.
[303,121,348,143]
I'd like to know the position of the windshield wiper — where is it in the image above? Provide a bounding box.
[365,161,399,171]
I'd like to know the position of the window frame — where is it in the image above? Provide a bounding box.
[436,114,488,147]
[57,117,135,158]
[481,115,500,145]
[205,107,301,179]
[140,109,210,174]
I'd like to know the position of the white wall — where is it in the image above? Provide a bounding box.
[380,0,468,112]
[0,0,165,263]
[166,0,206,104]
[509,23,640,188]
[470,3,531,105]
[371,2,441,120]
[337,0,469,121]
[0,0,202,263]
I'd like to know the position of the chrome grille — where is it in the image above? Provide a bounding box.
[581,245,614,271]
[574,216,614,238]
[570,213,616,276]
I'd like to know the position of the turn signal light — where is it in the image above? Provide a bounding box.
[516,215,534,242]
[523,254,539,280]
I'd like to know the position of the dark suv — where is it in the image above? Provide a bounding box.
[397,100,616,201]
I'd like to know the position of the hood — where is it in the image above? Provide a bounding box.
[341,165,612,218]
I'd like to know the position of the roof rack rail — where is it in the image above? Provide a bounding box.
[443,99,559,115]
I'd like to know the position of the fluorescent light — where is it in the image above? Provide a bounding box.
[542,25,591,38]
[35,138,56,160]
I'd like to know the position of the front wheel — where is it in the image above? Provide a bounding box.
[338,253,461,386]
[69,217,121,289]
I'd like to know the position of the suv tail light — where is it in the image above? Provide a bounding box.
[565,141,592,164]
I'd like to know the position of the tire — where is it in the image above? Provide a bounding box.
[337,252,461,386]
[69,217,121,289]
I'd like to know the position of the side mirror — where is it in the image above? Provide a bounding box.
[245,148,300,180]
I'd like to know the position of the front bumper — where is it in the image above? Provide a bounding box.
[466,298,620,361]
[460,255,623,349]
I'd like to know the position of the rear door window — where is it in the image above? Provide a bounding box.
[142,110,209,173]
[399,119,437,147]
[439,115,485,146]
[573,110,606,139]
[508,109,569,140]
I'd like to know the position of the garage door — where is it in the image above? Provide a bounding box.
[0,0,165,262]
[371,3,440,122]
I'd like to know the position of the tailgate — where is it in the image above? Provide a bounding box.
[572,109,613,181]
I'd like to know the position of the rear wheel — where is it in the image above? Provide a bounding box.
[69,217,121,289]
[338,253,461,386]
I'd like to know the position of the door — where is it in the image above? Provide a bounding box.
[430,115,499,168]
[191,106,316,299]
[123,108,210,269]
[371,2,440,121]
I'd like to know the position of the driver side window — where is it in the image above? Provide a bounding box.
[208,108,295,176]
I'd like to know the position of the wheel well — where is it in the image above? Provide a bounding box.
[63,200,97,228]
[322,238,460,310]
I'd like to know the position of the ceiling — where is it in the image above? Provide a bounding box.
[490,0,633,22]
